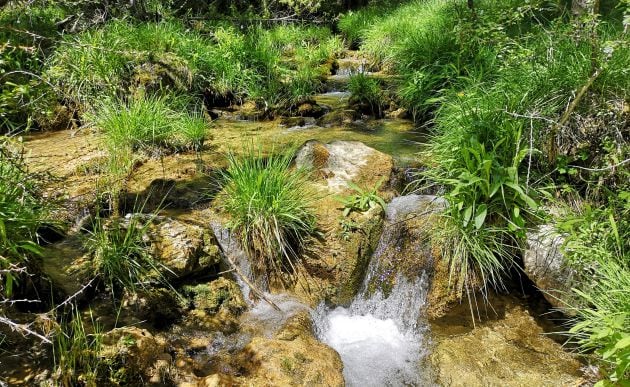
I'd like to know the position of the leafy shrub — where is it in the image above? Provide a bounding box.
[221,147,317,283]
[337,179,386,217]
[0,4,65,133]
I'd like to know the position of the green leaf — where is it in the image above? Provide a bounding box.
[615,336,630,350]
[474,204,487,230]
[462,205,473,227]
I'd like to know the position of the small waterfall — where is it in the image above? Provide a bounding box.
[314,195,440,386]
[211,221,309,337]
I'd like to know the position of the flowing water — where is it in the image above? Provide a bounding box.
[313,196,436,386]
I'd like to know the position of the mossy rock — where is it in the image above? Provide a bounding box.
[184,277,247,316]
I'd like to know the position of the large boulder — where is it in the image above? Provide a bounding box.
[198,311,344,387]
[293,140,395,305]
[523,224,577,310]
[295,140,394,193]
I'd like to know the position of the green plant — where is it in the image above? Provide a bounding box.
[53,306,103,386]
[348,73,383,116]
[0,139,48,297]
[84,214,165,295]
[221,146,317,283]
[336,179,387,217]
[558,206,629,385]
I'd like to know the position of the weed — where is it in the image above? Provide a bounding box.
[336,179,387,217]
[348,73,383,116]
[53,306,103,386]
[0,139,48,297]
[83,214,165,296]
[221,146,317,284]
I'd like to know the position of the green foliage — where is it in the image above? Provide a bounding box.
[560,206,630,384]
[336,179,386,217]
[348,73,383,115]
[338,3,399,47]
[221,147,317,282]
[87,95,208,154]
[53,307,103,386]
[0,4,65,133]
[46,20,342,110]
[84,215,164,295]
[0,139,47,297]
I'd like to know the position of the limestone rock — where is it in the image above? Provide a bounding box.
[296,140,394,192]
[430,295,583,386]
[523,224,576,309]
[184,277,247,315]
[141,215,222,279]
[230,311,344,386]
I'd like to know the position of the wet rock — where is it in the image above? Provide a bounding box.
[523,224,577,310]
[131,54,193,95]
[430,295,583,386]
[291,141,397,304]
[280,116,317,128]
[184,277,247,315]
[295,101,327,118]
[386,107,410,119]
[101,327,171,384]
[225,311,344,386]
[318,109,357,127]
[295,140,394,192]
[40,236,93,297]
[122,287,183,328]
[141,215,222,279]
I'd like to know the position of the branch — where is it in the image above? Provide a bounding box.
[0,316,51,344]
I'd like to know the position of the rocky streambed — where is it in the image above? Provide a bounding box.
[1,52,586,386]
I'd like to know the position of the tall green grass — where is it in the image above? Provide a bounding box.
[559,207,630,384]
[0,140,47,297]
[221,147,317,284]
[46,21,342,110]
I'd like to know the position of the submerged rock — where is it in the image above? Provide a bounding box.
[523,224,577,310]
[430,294,583,386]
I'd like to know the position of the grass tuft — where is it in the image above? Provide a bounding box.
[221,146,317,284]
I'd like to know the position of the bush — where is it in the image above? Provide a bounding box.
[221,147,317,284]
[0,4,65,133]
[46,20,343,111]
[348,73,383,115]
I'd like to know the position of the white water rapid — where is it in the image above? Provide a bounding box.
[314,195,439,386]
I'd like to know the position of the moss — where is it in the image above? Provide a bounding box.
[183,278,246,315]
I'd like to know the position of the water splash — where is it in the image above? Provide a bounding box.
[314,195,440,386]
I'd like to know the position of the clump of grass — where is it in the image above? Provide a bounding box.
[221,147,317,284]
[46,20,342,112]
[0,139,47,297]
[84,215,164,295]
[348,73,383,116]
[89,95,208,154]
[53,306,102,386]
